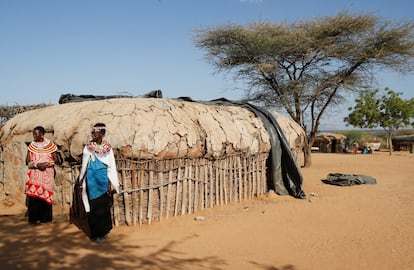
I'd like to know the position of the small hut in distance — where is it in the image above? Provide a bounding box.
[313,132,348,153]
[392,135,414,153]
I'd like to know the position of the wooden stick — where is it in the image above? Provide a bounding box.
[258,158,261,195]
[113,195,120,226]
[262,156,267,194]
[227,156,234,203]
[113,172,120,227]
[147,170,154,224]
[131,169,138,226]
[166,166,172,219]
[261,157,266,195]
[209,162,214,208]
[223,159,228,204]
[194,160,199,212]
[122,169,132,225]
[202,162,207,209]
[248,158,253,199]
[181,164,188,215]
[188,163,192,214]
[138,170,144,225]
[252,158,256,197]
[159,171,164,222]
[237,156,242,202]
[215,161,220,206]
[174,166,181,216]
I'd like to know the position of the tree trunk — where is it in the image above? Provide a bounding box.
[388,133,393,155]
[304,140,313,167]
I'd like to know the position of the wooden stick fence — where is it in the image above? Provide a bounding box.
[112,152,269,226]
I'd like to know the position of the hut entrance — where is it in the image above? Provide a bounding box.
[331,139,337,153]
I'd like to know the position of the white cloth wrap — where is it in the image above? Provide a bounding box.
[79,146,120,212]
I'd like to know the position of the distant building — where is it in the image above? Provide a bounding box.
[392,135,414,153]
[313,132,348,153]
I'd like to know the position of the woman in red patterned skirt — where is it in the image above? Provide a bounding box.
[25,126,59,224]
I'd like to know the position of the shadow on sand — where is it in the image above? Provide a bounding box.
[0,214,298,270]
[0,214,226,270]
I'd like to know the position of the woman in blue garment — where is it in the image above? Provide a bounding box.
[79,123,119,243]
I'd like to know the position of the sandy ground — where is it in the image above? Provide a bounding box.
[1,151,413,270]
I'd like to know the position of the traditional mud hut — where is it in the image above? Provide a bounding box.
[0,97,305,226]
[313,132,348,153]
[392,135,414,152]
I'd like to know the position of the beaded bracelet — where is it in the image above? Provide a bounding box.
[28,162,37,169]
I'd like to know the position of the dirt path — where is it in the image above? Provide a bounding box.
[1,151,413,270]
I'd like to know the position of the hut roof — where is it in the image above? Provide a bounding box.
[315,132,347,141]
[265,108,305,147]
[392,135,414,143]
[0,98,271,160]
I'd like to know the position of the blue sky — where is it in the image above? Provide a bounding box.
[1,0,413,129]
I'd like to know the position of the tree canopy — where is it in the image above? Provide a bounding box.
[193,12,414,165]
[344,88,414,154]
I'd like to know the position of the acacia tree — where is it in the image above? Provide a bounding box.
[344,88,414,155]
[193,12,414,166]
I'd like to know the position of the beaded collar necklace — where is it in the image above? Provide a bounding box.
[87,140,111,154]
[28,138,57,154]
